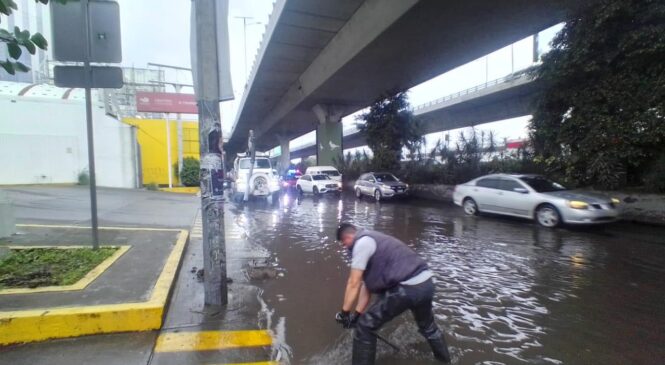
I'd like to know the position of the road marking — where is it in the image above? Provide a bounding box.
[16,224,182,232]
[209,361,279,365]
[0,245,131,295]
[154,330,272,352]
[191,213,203,238]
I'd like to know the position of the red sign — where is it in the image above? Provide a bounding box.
[506,140,525,150]
[136,92,197,114]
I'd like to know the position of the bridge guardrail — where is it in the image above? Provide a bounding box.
[412,70,531,112]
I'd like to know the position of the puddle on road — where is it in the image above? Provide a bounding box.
[227,193,665,365]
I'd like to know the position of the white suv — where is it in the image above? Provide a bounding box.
[305,166,342,182]
[232,156,280,201]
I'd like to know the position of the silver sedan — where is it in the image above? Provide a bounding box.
[453,174,621,227]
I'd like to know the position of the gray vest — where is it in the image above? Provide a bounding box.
[353,229,428,293]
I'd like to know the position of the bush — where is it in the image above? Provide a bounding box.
[145,183,159,191]
[179,157,200,187]
[336,128,547,186]
[77,170,89,185]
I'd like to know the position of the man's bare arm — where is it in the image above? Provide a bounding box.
[355,283,371,313]
[342,269,364,312]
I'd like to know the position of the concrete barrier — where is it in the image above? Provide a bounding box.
[607,192,665,226]
[0,191,16,238]
[409,184,455,202]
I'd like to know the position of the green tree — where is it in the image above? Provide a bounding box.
[530,0,665,190]
[0,0,64,75]
[357,91,423,170]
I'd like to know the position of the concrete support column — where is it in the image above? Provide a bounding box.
[277,134,290,174]
[312,104,344,166]
[0,191,16,239]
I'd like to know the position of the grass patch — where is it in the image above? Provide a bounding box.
[0,247,118,289]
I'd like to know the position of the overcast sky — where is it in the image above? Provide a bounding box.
[116,0,561,151]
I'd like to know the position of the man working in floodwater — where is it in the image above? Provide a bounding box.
[335,223,451,364]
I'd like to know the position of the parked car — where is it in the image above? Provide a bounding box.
[231,156,280,201]
[296,174,342,195]
[305,166,342,182]
[453,174,621,227]
[354,172,409,201]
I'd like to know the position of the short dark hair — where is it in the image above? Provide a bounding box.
[336,223,357,241]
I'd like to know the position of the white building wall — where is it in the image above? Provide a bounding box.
[0,95,138,188]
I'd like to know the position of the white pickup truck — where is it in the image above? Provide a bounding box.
[231,156,281,202]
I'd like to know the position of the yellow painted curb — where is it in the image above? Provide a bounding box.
[155,330,273,352]
[159,187,200,194]
[0,245,131,295]
[0,228,189,345]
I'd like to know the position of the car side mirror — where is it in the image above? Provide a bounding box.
[513,187,529,194]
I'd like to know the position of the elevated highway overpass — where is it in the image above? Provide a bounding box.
[289,72,537,159]
[228,0,578,166]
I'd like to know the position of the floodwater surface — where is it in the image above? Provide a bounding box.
[227,193,665,365]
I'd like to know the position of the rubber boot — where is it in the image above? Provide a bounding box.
[352,337,376,365]
[428,338,451,363]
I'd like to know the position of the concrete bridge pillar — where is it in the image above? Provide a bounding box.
[312,104,344,166]
[0,191,15,239]
[277,134,291,174]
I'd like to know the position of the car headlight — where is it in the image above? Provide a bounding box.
[337,182,342,187]
[568,200,589,209]
[611,198,621,204]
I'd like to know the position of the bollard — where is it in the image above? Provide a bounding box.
[0,191,16,239]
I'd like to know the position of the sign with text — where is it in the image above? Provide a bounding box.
[136,92,197,114]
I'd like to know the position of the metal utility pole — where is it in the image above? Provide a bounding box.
[81,0,99,250]
[235,16,261,84]
[165,113,173,188]
[194,0,227,306]
[243,130,256,202]
[533,34,540,63]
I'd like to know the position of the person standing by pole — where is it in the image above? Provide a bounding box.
[335,223,451,364]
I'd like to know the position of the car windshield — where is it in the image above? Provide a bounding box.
[520,176,567,192]
[374,173,398,182]
[238,158,271,169]
[322,170,340,176]
[312,175,328,181]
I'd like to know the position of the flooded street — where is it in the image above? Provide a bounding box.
[227,193,665,365]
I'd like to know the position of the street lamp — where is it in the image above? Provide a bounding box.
[235,16,262,85]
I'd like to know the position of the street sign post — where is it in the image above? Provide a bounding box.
[53,66,124,88]
[50,0,123,250]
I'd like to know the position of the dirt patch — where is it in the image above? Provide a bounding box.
[0,247,117,289]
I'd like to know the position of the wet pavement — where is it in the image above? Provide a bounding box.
[230,192,665,365]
